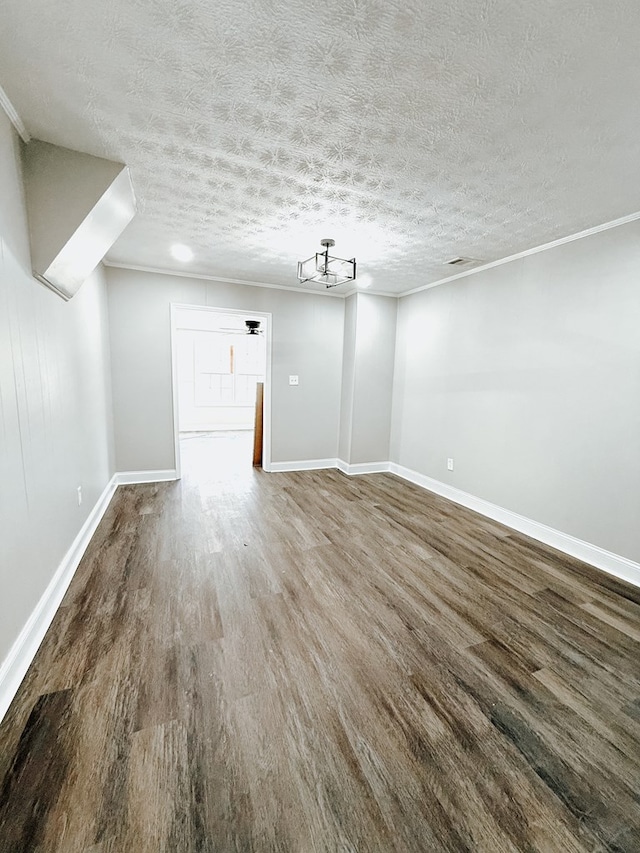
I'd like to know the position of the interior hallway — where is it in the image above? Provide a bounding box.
[179,430,257,484]
[0,446,639,851]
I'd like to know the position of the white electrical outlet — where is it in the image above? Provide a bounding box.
[77,486,83,506]
[289,375,299,386]
[447,458,454,471]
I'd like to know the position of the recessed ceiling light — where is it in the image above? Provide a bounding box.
[171,243,193,262]
[358,273,373,289]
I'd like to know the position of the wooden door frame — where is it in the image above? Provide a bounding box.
[170,303,273,477]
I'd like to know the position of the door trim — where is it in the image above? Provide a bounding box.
[170,303,273,475]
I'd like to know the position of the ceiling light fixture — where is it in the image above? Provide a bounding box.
[171,243,193,262]
[297,238,356,288]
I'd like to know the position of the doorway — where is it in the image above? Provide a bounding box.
[170,304,272,480]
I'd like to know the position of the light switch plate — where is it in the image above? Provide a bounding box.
[289,375,299,386]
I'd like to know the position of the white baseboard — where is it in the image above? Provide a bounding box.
[0,475,119,724]
[115,469,178,485]
[269,459,391,475]
[389,463,640,589]
[337,459,391,476]
[180,426,253,433]
[269,458,337,473]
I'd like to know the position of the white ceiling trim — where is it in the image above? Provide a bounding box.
[401,210,640,298]
[341,286,399,299]
[110,206,640,302]
[102,260,346,298]
[0,83,29,142]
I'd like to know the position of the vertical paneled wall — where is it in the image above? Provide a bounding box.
[0,112,115,665]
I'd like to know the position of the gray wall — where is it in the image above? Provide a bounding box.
[350,294,397,465]
[106,268,345,469]
[339,293,397,465]
[391,221,640,562]
[338,294,357,462]
[0,112,115,665]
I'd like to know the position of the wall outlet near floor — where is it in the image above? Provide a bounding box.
[447,458,454,471]
[289,375,299,386]
[77,486,82,506]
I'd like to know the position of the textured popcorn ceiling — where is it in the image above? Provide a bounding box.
[2,1,640,295]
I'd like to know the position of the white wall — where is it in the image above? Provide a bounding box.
[175,318,266,433]
[391,221,640,563]
[0,111,115,665]
[106,268,345,469]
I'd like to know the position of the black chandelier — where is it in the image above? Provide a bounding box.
[297,238,356,288]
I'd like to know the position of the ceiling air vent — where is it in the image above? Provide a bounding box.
[444,256,482,267]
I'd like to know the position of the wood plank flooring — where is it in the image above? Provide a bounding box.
[1,433,640,851]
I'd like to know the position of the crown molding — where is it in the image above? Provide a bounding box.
[400,209,640,298]
[104,205,640,302]
[103,260,348,298]
[104,262,400,299]
[342,285,399,299]
[0,84,30,142]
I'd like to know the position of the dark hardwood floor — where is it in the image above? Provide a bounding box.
[1,433,639,851]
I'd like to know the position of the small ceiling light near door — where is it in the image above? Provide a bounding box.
[297,238,356,288]
[171,243,193,262]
